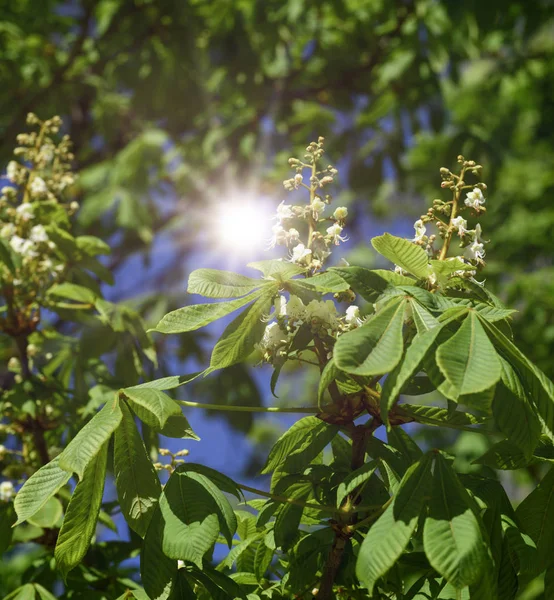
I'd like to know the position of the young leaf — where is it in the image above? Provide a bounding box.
[334,298,406,376]
[55,441,108,577]
[14,456,71,526]
[114,402,162,537]
[356,453,433,594]
[372,233,430,279]
[209,287,275,370]
[336,461,378,508]
[436,312,501,399]
[423,453,489,589]
[122,387,182,429]
[151,291,262,334]
[58,399,122,480]
[515,466,554,570]
[47,282,96,304]
[188,268,262,298]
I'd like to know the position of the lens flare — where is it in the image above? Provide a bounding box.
[215,198,270,254]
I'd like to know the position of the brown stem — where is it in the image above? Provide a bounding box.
[318,425,369,599]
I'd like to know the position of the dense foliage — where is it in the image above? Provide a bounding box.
[3,122,554,599]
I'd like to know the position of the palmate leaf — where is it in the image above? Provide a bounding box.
[336,461,378,508]
[129,372,203,391]
[187,268,263,298]
[328,266,409,302]
[356,453,433,594]
[151,290,264,334]
[210,286,275,370]
[122,387,182,429]
[273,481,312,550]
[492,358,541,457]
[423,453,489,590]
[372,233,430,279]
[114,402,162,537]
[334,298,406,376]
[14,456,71,525]
[58,398,122,479]
[55,441,108,577]
[247,259,305,280]
[397,404,490,432]
[515,466,554,570]
[296,270,351,293]
[436,311,501,399]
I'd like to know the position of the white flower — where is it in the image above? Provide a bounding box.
[305,299,339,330]
[345,305,363,328]
[294,173,303,187]
[465,240,485,264]
[276,201,294,221]
[268,223,287,249]
[30,177,47,196]
[464,187,485,210]
[6,161,18,182]
[0,223,15,238]
[394,265,407,275]
[333,206,348,221]
[0,481,15,502]
[412,219,426,242]
[287,228,300,244]
[326,223,347,245]
[287,295,305,321]
[15,202,34,221]
[310,198,326,220]
[177,560,185,570]
[274,295,287,318]
[474,223,483,243]
[30,224,48,243]
[259,322,288,354]
[290,243,312,265]
[451,216,468,236]
[10,235,37,258]
[38,144,54,163]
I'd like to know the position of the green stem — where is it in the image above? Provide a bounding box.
[438,166,466,261]
[176,400,319,413]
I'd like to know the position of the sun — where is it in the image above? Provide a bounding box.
[214,197,270,255]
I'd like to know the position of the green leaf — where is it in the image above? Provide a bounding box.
[398,404,490,432]
[188,269,263,298]
[141,507,178,600]
[328,266,398,302]
[436,312,501,399]
[479,317,554,440]
[189,564,248,599]
[14,456,71,525]
[58,399,122,479]
[254,539,274,580]
[55,441,108,577]
[3,584,36,600]
[409,299,439,333]
[472,304,516,323]
[356,454,433,594]
[122,387,182,429]
[158,413,200,440]
[297,271,350,293]
[474,440,532,470]
[210,287,275,370]
[114,402,162,537]
[262,416,338,481]
[27,496,63,529]
[381,324,446,428]
[318,358,339,407]
[33,584,58,600]
[492,358,540,456]
[129,372,203,391]
[0,502,16,554]
[273,482,311,550]
[334,298,406,376]
[372,233,430,279]
[423,453,489,589]
[247,259,305,280]
[47,282,96,304]
[157,465,237,567]
[515,466,554,570]
[336,461,378,508]
[151,291,263,334]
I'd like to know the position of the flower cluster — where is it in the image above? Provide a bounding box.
[257,294,364,363]
[0,114,77,307]
[269,137,349,272]
[410,155,489,283]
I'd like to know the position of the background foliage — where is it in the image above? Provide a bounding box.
[1,0,554,598]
